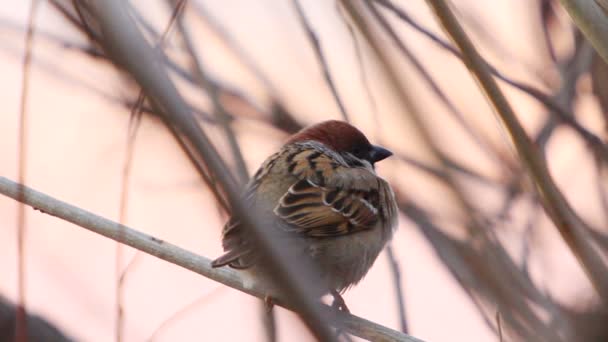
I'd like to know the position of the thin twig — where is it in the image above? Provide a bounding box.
[385,245,409,333]
[115,93,144,342]
[292,0,349,121]
[540,0,558,63]
[496,311,504,342]
[534,35,593,150]
[336,2,379,121]
[15,1,39,340]
[171,0,249,184]
[366,1,504,165]
[0,176,424,342]
[148,286,225,341]
[115,4,187,339]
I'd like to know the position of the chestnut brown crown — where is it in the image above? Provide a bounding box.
[286,120,393,164]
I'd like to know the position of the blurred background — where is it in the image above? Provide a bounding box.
[1,0,608,341]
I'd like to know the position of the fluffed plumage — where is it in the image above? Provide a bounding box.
[212,120,398,300]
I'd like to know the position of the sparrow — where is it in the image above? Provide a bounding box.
[212,120,398,311]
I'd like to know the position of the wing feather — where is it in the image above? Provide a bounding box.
[274,150,387,238]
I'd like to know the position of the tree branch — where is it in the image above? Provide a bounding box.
[425,0,608,302]
[558,0,608,64]
[0,176,423,342]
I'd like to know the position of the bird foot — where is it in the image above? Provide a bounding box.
[264,295,275,313]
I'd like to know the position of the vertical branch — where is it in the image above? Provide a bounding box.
[292,0,349,121]
[15,1,39,341]
[115,3,186,340]
[336,2,379,121]
[115,95,144,342]
[385,245,409,333]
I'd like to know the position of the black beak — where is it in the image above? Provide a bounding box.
[369,145,393,163]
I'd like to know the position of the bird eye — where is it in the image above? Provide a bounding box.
[351,146,369,160]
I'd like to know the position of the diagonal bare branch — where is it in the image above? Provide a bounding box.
[559,0,608,64]
[0,176,424,342]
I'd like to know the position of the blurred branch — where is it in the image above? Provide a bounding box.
[15,1,40,341]
[540,0,558,63]
[116,5,186,339]
[0,177,424,342]
[385,245,408,333]
[86,1,339,339]
[340,1,574,339]
[292,0,349,121]
[366,1,504,165]
[137,1,274,338]
[599,0,608,15]
[148,286,225,341]
[534,33,593,149]
[558,0,608,64]
[591,52,608,130]
[425,0,608,302]
[171,0,249,184]
[115,94,144,342]
[372,0,608,163]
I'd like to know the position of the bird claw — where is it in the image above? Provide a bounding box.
[264,295,275,313]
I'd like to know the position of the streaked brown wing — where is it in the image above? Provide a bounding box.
[274,151,386,238]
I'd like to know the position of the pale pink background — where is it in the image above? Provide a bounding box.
[0,1,602,341]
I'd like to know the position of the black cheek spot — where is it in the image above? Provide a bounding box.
[287,162,297,173]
